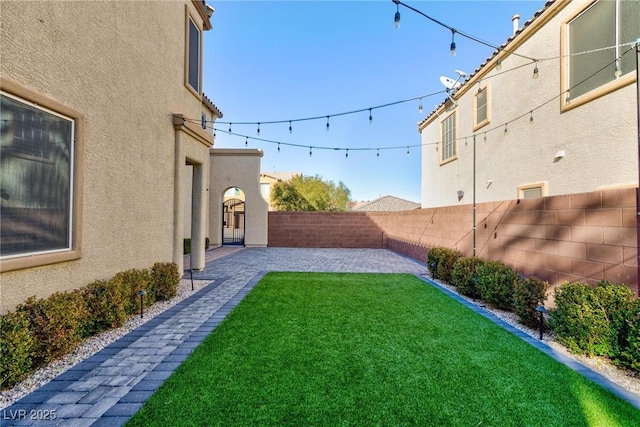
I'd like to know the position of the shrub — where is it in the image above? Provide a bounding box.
[151,262,181,301]
[619,299,640,372]
[0,310,36,389]
[427,247,463,283]
[184,238,191,255]
[476,261,519,310]
[513,276,548,328]
[80,279,128,337]
[112,268,154,315]
[549,281,633,357]
[16,291,86,366]
[450,257,485,298]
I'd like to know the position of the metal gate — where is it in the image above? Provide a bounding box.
[222,198,245,245]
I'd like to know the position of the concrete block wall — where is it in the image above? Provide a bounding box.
[267,188,638,295]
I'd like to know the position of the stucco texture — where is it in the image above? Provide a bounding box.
[0,1,212,312]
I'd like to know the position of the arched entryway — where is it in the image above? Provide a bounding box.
[222,194,245,245]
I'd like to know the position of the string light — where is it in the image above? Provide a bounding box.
[245,137,248,147]
[449,29,457,57]
[614,59,622,78]
[289,121,292,134]
[326,116,330,131]
[228,123,232,133]
[406,146,410,155]
[377,148,380,158]
[418,97,423,114]
[309,146,313,157]
[277,143,280,152]
[257,123,260,135]
[393,1,401,29]
[483,132,487,142]
[504,124,508,135]
[565,92,571,105]
[496,58,502,71]
[345,149,349,158]
[529,111,534,124]
[532,62,539,79]
[369,109,373,124]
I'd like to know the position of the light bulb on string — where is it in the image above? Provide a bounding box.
[565,92,571,105]
[277,143,280,153]
[418,98,423,114]
[529,111,534,124]
[326,116,330,131]
[345,149,349,159]
[406,146,410,156]
[496,58,502,71]
[377,149,380,158]
[393,3,400,29]
[228,123,232,133]
[309,147,313,157]
[483,133,487,142]
[257,123,260,135]
[369,109,373,124]
[245,137,248,147]
[532,62,539,79]
[614,59,622,78]
[289,121,292,134]
[504,124,508,135]
[449,30,457,57]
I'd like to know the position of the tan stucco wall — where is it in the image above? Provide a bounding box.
[209,149,268,247]
[420,0,638,208]
[0,1,213,312]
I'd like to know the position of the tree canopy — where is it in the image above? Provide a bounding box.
[270,174,351,211]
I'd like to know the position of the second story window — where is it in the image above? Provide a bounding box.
[473,84,490,130]
[440,111,457,164]
[187,16,201,94]
[563,0,639,106]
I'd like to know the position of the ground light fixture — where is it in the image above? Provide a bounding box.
[138,289,147,319]
[535,305,547,339]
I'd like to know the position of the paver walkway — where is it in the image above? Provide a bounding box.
[1,248,425,426]
[2,247,638,426]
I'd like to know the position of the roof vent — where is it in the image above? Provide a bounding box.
[512,14,520,35]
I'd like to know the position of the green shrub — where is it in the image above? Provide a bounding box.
[427,247,463,283]
[184,238,191,255]
[113,268,154,315]
[450,257,485,298]
[549,281,633,357]
[16,291,86,366]
[0,310,36,389]
[619,299,640,372]
[513,276,548,328]
[151,262,181,301]
[476,261,519,310]
[80,279,128,337]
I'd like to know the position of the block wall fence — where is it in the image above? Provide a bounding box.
[268,188,639,296]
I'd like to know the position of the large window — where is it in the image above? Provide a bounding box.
[187,16,201,94]
[440,112,457,163]
[1,92,74,259]
[564,0,639,104]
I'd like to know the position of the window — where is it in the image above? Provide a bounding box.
[1,92,74,259]
[440,112,457,163]
[186,16,201,94]
[518,182,547,199]
[563,0,639,106]
[473,84,490,130]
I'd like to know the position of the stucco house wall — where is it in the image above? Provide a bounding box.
[420,0,638,208]
[0,0,216,312]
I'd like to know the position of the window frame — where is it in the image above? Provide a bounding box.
[1,79,84,272]
[473,82,491,131]
[517,182,547,199]
[439,110,458,165]
[560,0,637,112]
[185,10,203,97]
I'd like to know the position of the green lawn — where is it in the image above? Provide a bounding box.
[127,273,640,426]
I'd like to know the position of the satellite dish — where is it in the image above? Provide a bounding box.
[439,76,460,90]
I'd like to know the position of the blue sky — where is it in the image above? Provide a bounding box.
[203,0,545,203]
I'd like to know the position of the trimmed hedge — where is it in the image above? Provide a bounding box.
[450,256,485,299]
[0,262,180,390]
[427,247,463,283]
[476,261,519,310]
[513,277,548,328]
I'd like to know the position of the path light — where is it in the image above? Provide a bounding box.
[535,305,547,339]
[138,289,147,319]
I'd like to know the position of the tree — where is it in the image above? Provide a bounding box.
[270,174,351,211]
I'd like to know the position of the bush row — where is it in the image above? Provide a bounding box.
[183,237,210,255]
[0,262,180,390]
[426,246,639,373]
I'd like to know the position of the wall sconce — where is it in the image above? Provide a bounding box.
[457,190,464,201]
[553,150,566,163]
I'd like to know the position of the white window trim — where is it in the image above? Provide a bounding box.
[439,110,458,165]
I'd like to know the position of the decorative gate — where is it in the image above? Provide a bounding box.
[222,198,245,245]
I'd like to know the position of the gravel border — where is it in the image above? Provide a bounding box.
[0,278,212,410]
[424,273,640,397]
